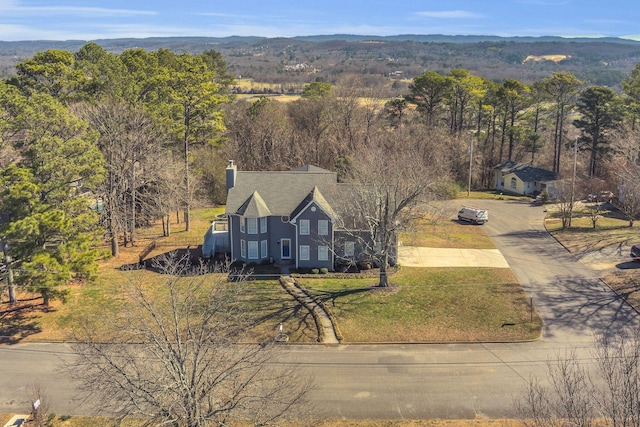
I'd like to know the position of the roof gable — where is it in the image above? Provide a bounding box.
[291,186,338,222]
[235,191,272,217]
[225,166,339,217]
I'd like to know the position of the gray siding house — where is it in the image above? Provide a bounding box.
[223,161,392,271]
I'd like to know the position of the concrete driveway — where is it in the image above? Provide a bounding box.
[398,246,510,268]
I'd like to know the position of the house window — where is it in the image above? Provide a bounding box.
[318,219,328,236]
[345,241,355,257]
[318,245,328,261]
[510,177,517,189]
[240,239,246,258]
[261,240,268,259]
[248,241,258,259]
[300,245,310,261]
[260,217,267,233]
[239,218,245,233]
[247,218,258,234]
[299,219,310,235]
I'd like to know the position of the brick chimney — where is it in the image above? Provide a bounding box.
[226,160,237,193]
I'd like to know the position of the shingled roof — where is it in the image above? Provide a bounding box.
[225,165,342,217]
[493,160,556,182]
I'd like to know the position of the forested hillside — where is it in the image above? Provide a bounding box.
[2,35,640,87]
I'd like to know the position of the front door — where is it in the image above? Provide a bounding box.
[281,239,291,259]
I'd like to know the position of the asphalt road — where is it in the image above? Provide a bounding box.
[1,199,639,419]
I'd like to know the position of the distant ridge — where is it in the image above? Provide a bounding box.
[291,34,640,44]
[1,34,640,47]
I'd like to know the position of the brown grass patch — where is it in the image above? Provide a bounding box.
[603,270,640,311]
[0,414,526,426]
[401,217,495,249]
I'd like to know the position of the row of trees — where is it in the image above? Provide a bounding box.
[405,68,640,180]
[0,43,233,303]
[224,66,640,189]
[223,66,640,239]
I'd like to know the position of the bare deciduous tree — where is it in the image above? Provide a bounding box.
[74,98,169,254]
[27,383,51,427]
[608,128,640,227]
[68,253,312,426]
[338,124,449,287]
[548,178,578,229]
[516,331,640,427]
[516,351,594,427]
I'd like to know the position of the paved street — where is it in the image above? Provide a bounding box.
[1,199,639,419]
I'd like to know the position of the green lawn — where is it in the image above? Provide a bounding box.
[299,267,541,342]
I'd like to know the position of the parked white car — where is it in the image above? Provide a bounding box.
[457,206,489,225]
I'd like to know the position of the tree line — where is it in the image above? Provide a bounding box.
[1,42,640,302]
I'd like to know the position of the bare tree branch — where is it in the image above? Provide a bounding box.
[67,252,313,426]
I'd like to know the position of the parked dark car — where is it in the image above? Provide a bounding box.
[631,244,640,261]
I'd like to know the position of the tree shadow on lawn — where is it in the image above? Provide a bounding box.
[312,286,376,308]
[0,298,44,344]
[246,292,319,342]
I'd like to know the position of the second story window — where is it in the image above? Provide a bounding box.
[260,217,267,233]
[318,219,328,236]
[247,218,258,234]
[239,217,245,233]
[299,219,310,235]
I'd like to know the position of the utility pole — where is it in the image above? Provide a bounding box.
[569,137,578,228]
[467,139,473,197]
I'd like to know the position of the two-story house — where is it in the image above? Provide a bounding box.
[222,161,394,271]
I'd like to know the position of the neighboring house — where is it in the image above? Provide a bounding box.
[493,160,556,196]
[217,161,394,271]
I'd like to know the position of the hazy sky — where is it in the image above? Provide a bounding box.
[1,0,639,41]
